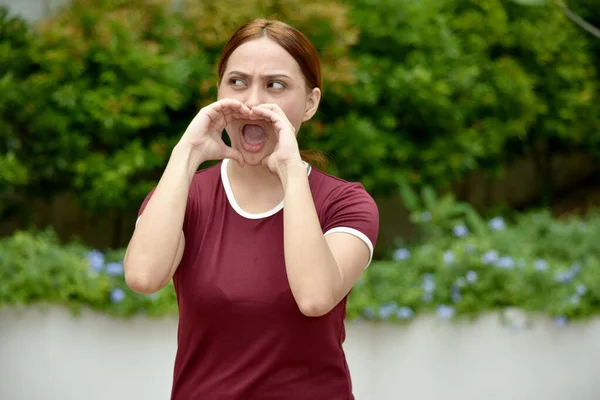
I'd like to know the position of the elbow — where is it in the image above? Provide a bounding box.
[297,298,335,318]
[123,261,164,295]
[124,272,162,294]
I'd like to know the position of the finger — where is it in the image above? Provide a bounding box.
[253,103,286,117]
[261,154,270,169]
[249,107,295,136]
[224,146,245,167]
[248,106,281,124]
[214,103,251,132]
[222,101,251,117]
[204,99,249,123]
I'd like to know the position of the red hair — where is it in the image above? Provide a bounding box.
[217,19,328,170]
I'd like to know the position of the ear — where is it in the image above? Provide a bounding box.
[302,87,322,122]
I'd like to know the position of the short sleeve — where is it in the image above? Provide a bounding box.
[135,186,195,234]
[322,183,380,268]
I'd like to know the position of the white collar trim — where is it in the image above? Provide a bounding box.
[220,158,311,220]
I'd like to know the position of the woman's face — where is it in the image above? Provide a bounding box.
[218,37,321,166]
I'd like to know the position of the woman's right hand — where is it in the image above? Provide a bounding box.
[178,98,250,167]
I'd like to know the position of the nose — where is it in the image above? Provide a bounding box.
[243,85,264,109]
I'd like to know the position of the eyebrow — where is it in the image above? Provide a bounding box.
[227,70,293,80]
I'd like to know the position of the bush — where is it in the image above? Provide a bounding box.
[2,196,600,328]
[346,187,600,327]
[0,229,177,317]
[2,0,599,223]
[339,0,600,195]
[0,1,357,217]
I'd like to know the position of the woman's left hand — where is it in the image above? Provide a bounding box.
[248,104,303,176]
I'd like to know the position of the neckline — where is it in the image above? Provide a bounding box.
[221,158,312,220]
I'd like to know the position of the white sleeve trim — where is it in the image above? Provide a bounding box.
[324,227,374,268]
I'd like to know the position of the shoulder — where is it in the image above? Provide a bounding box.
[190,161,222,189]
[310,168,379,247]
[309,168,377,209]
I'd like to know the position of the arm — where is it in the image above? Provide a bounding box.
[123,143,204,294]
[280,162,378,317]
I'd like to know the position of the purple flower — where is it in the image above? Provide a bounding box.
[397,306,414,320]
[488,217,505,231]
[466,270,478,283]
[106,262,124,276]
[534,259,548,271]
[422,275,435,293]
[110,288,126,303]
[436,305,455,320]
[443,251,455,265]
[421,211,432,222]
[393,248,411,261]
[422,292,433,303]
[555,270,574,284]
[576,284,587,296]
[554,316,568,327]
[452,225,468,237]
[497,256,514,269]
[451,285,462,303]
[86,250,105,272]
[482,250,499,265]
[378,302,398,319]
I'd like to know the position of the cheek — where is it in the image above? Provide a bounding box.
[278,101,305,126]
[218,87,241,102]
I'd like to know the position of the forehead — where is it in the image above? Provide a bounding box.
[224,37,302,77]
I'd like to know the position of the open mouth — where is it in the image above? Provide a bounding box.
[240,124,267,153]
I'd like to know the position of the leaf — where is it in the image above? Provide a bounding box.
[421,186,438,211]
[509,0,549,5]
[398,183,421,212]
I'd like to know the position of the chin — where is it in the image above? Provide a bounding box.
[238,149,270,167]
[240,156,263,167]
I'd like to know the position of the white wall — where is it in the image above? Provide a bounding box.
[1,307,600,400]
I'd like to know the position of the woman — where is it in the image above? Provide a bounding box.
[124,18,379,400]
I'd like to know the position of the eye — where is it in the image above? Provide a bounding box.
[268,81,285,90]
[229,78,246,88]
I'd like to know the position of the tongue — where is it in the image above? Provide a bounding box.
[242,125,266,144]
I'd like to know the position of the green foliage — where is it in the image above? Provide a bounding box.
[0,1,358,216]
[345,192,600,327]
[0,0,599,228]
[0,229,177,317]
[334,0,600,194]
[509,0,600,39]
[399,183,487,238]
[0,8,34,217]
[2,203,600,328]
[510,0,548,5]
[10,0,205,211]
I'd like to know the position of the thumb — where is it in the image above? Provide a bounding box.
[261,155,271,169]
[225,147,245,167]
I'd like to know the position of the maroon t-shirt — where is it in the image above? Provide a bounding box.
[137,159,379,400]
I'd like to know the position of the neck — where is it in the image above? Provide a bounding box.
[226,159,282,191]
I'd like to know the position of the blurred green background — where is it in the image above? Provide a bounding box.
[1,0,599,324]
